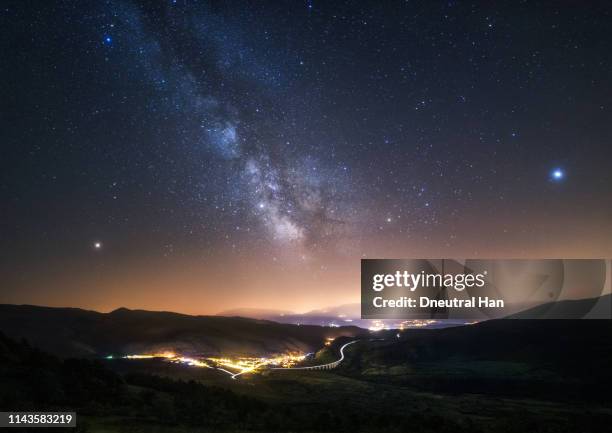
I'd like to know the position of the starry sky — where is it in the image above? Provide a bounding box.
[2,1,611,314]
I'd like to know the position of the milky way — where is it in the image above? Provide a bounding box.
[112,0,357,255]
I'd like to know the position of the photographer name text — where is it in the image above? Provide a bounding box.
[371,271,504,309]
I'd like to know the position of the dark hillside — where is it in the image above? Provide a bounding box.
[0,304,366,358]
[341,318,612,400]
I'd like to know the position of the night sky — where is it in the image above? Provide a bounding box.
[2,1,611,314]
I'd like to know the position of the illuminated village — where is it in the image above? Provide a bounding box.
[110,351,309,379]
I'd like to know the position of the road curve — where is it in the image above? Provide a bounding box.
[218,340,359,379]
[270,340,359,371]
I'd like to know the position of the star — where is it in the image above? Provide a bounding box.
[550,168,565,181]
[93,241,102,250]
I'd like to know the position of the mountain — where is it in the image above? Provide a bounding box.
[507,293,611,319]
[303,303,362,317]
[0,304,366,358]
[216,304,362,326]
[339,308,612,400]
[217,303,468,329]
[0,330,272,429]
[216,307,294,319]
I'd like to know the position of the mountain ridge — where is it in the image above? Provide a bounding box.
[0,304,366,358]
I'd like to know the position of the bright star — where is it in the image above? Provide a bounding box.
[551,168,564,181]
[94,241,102,249]
[103,35,112,45]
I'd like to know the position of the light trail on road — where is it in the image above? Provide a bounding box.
[271,340,358,371]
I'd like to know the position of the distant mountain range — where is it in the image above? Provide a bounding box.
[0,294,608,360]
[0,304,366,358]
[217,303,468,329]
[218,294,612,326]
[508,293,611,319]
[217,303,362,325]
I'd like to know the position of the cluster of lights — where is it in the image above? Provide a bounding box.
[115,351,307,377]
[397,319,438,329]
[368,320,386,332]
[123,351,176,360]
[207,352,307,371]
[173,356,211,368]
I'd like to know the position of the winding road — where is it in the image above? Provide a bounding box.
[270,340,358,371]
[214,340,360,379]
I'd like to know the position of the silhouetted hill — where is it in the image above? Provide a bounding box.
[340,314,612,400]
[508,293,611,319]
[0,330,126,412]
[215,307,294,319]
[0,304,366,358]
[0,331,273,430]
[216,302,466,329]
